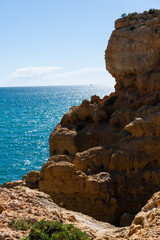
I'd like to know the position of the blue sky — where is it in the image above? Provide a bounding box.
[0,0,159,87]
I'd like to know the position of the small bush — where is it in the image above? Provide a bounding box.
[127,12,138,19]
[9,218,33,231]
[148,8,157,14]
[22,220,91,240]
[131,12,138,16]
[121,13,127,18]
[121,9,160,19]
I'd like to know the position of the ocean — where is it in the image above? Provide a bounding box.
[0,85,112,184]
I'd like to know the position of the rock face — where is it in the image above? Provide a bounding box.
[105,11,160,93]
[127,191,160,239]
[24,11,160,226]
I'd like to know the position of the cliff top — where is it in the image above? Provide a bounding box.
[115,10,160,29]
[105,9,160,93]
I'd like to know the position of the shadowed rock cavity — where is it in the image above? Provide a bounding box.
[24,11,160,226]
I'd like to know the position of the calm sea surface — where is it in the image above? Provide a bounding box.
[0,85,112,184]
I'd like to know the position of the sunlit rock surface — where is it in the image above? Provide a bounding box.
[33,11,160,227]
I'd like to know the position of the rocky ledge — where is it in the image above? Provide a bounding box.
[1,10,160,239]
[0,185,159,239]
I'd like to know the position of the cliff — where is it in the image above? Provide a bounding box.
[34,10,160,226]
[106,11,160,94]
[1,10,160,240]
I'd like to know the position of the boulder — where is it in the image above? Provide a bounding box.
[24,171,40,189]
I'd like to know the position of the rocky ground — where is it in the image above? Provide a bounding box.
[0,185,160,240]
[0,185,125,240]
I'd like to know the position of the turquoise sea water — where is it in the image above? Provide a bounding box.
[0,85,112,184]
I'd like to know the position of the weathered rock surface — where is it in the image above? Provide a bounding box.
[19,11,160,227]
[22,170,40,189]
[105,10,160,94]
[127,191,160,239]
[0,186,159,240]
[0,186,124,240]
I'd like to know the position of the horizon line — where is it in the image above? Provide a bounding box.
[0,83,114,88]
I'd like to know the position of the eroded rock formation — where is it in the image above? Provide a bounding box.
[105,11,160,94]
[24,11,160,226]
[127,191,160,239]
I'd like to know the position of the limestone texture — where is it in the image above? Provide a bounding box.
[31,11,160,227]
[127,191,160,239]
[0,186,159,240]
[0,186,118,240]
[105,11,160,94]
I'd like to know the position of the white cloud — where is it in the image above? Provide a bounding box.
[44,67,106,79]
[6,66,62,79]
[2,66,115,87]
[41,67,115,87]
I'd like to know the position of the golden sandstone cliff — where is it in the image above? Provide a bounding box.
[0,10,160,240]
[36,10,160,226]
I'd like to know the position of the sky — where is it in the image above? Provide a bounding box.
[0,0,159,88]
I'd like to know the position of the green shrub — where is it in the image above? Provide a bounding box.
[22,220,91,240]
[121,9,160,19]
[121,13,127,18]
[148,8,158,14]
[131,12,138,16]
[9,218,33,231]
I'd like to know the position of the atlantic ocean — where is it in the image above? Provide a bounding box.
[0,85,112,184]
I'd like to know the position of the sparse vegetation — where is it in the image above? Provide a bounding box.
[121,9,160,18]
[148,8,159,14]
[9,218,33,231]
[121,13,127,18]
[121,12,138,18]
[128,12,138,16]
[22,220,91,240]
